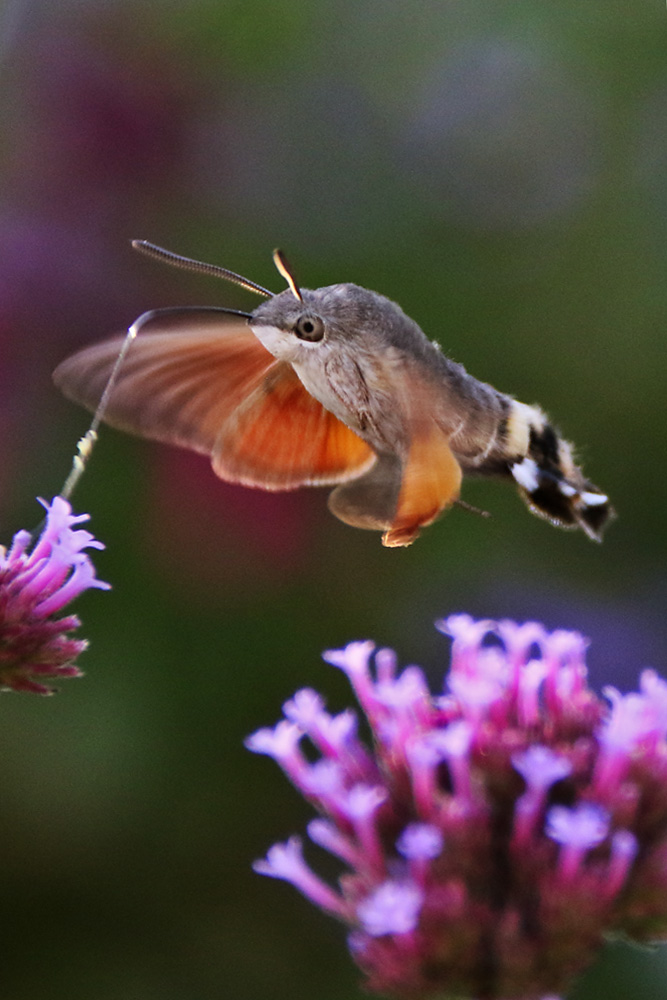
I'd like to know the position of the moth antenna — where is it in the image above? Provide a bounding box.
[454,499,492,519]
[58,309,157,500]
[272,249,304,302]
[131,240,273,298]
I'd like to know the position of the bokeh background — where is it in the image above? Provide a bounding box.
[1,1,667,997]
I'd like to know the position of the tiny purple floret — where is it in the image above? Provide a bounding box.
[357,879,424,937]
[253,837,348,917]
[396,823,444,861]
[512,745,572,792]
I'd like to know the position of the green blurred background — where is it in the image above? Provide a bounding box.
[1,1,667,997]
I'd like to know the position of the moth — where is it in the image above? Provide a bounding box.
[53,242,613,547]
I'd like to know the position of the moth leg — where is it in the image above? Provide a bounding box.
[327,453,402,532]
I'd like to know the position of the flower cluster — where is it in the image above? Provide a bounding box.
[0,497,109,694]
[247,615,667,1000]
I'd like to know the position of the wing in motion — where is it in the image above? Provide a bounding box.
[53,308,375,490]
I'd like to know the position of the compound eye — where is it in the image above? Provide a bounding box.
[293,314,325,342]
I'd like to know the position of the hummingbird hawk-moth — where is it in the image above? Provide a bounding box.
[53,242,613,547]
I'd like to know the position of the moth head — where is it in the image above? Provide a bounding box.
[250,281,417,365]
[248,289,328,364]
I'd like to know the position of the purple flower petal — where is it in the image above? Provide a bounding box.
[244,720,303,761]
[253,837,347,917]
[283,688,326,728]
[357,879,424,937]
[545,803,609,849]
[396,823,444,861]
[512,745,572,792]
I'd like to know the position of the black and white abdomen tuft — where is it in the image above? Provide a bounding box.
[506,401,613,541]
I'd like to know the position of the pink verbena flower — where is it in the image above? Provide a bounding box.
[0,497,109,694]
[247,615,667,1000]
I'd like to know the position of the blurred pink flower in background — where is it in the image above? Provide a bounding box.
[146,449,323,589]
[0,18,196,514]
